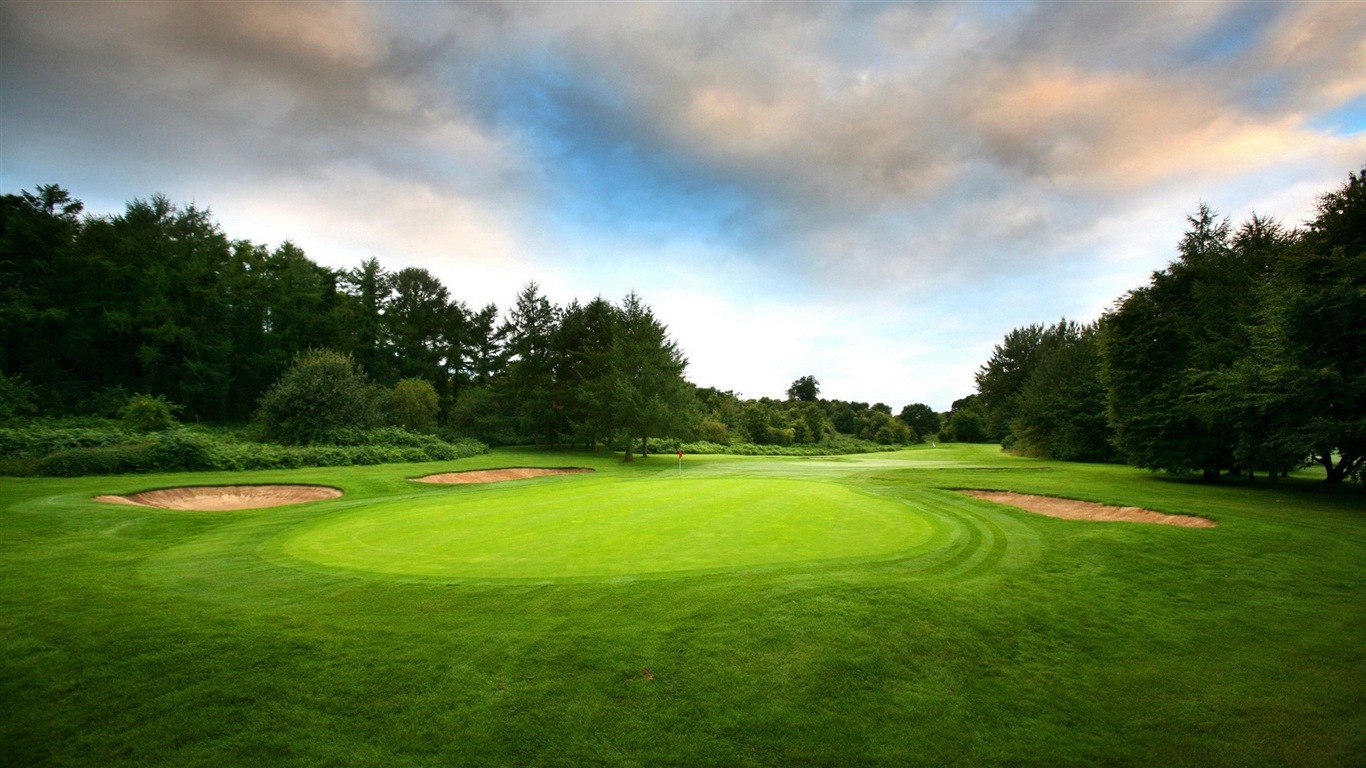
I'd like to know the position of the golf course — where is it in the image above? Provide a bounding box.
[3,443,1363,766]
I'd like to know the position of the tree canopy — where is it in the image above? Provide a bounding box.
[958,166,1365,483]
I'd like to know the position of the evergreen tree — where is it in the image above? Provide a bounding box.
[608,292,692,460]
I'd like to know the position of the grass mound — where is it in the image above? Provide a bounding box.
[278,476,932,580]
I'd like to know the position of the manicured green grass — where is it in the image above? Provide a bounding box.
[279,476,932,580]
[3,445,1363,766]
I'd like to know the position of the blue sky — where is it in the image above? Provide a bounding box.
[2,0,1363,410]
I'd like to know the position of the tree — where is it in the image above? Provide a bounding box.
[1255,167,1366,482]
[941,395,988,443]
[256,349,382,444]
[974,324,1046,442]
[339,257,392,377]
[555,297,619,448]
[1100,204,1268,479]
[1010,323,1114,462]
[786,375,820,402]
[607,292,693,460]
[386,267,458,388]
[897,403,939,441]
[462,303,505,386]
[0,186,87,411]
[389,378,440,433]
[502,282,560,444]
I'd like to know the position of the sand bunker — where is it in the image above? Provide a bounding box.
[95,485,342,511]
[959,490,1216,528]
[414,467,594,484]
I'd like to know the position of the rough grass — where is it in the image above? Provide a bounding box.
[2,445,1363,766]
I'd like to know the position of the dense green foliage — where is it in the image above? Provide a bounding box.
[1,184,935,461]
[960,167,1364,482]
[118,393,182,432]
[256,349,384,445]
[388,378,441,433]
[3,446,1362,765]
[0,422,486,476]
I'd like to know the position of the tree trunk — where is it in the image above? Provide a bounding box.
[640,434,648,458]
[623,436,634,462]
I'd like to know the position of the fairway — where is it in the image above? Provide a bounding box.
[279,476,934,579]
[4,444,1364,767]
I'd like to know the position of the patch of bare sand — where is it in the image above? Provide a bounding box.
[414,467,594,484]
[95,485,342,511]
[958,490,1216,528]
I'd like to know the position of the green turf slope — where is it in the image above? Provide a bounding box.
[277,476,934,579]
[2,444,1363,767]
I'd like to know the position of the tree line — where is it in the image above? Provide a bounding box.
[949,167,1364,483]
[0,185,941,456]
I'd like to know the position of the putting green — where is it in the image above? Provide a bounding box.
[277,476,933,580]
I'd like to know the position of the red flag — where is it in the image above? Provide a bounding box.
[678,450,683,459]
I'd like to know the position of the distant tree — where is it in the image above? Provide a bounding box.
[1010,323,1114,462]
[941,395,988,443]
[741,398,795,445]
[897,403,939,440]
[786,375,820,402]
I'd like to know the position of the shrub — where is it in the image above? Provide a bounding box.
[0,424,133,458]
[256,349,382,445]
[120,393,182,432]
[145,430,213,472]
[34,444,152,476]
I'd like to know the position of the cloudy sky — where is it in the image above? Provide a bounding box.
[2,1,1363,410]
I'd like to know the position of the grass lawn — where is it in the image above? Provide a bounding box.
[2,444,1363,766]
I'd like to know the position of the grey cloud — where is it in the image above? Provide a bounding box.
[3,0,1359,294]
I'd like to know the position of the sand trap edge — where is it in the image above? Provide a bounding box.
[95,484,343,511]
[413,467,595,484]
[958,490,1216,528]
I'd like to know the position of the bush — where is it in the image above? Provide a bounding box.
[145,430,213,472]
[8,418,489,476]
[34,443,152,476]
[256,349,382,445]
[0,424,132,458]
[120,393,182,432]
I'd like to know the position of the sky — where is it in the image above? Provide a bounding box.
[2,1,1363,411]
